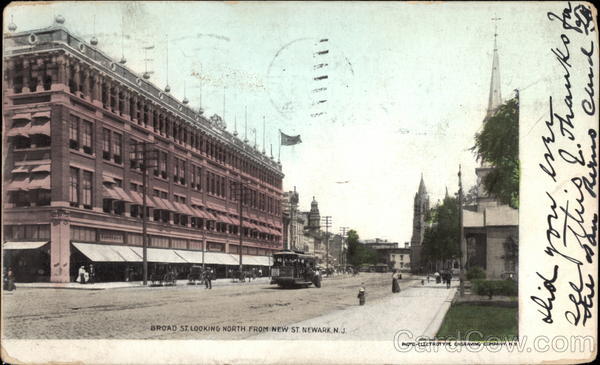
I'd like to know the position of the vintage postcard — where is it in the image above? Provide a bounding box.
[1,1,598,364]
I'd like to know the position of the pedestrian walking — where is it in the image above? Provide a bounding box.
[357,283,366,305]
[392,270,401,293]
[204,269,213,289]
[258,269,263,277]
[88,264,96,284]
[76,266,87,284]
[312,268,322,288]
[446,271,452,289]
[4,267,16,291]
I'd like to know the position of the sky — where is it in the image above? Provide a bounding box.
[4,2,552,243]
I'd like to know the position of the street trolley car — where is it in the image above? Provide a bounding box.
[271,250,321,288]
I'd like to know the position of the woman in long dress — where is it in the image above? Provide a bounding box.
[392,270,401,293]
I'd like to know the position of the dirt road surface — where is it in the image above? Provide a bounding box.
[2,273,418,339]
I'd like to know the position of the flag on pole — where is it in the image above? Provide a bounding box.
[280,131,302,146]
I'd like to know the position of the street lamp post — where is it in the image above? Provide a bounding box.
[131,141,157,286]
[231,179,248,278]
[322,216,332,269]
[458,164,466,297]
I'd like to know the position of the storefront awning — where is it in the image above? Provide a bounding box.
[147,247,188,263]
[204,252,239,265]
[72,242,126,262]
[242,255,270,266]
[3,241,48,250]
[111,245,143,262]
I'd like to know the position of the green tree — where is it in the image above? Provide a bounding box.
[473,96,520,208]
[346,229,377,267]
[422,196,460,266]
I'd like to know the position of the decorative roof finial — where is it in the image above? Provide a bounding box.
[233,114,238,136]
[8,15,17,32]
[182,80,189,105]
[244,106,249,143]
[55,14,65,25]
[119,15,126,64]
[165,34,171,93]
[90,15,98,46]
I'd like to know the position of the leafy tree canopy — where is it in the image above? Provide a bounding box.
[346,229,377,267]
[422,196,460,264]
[473,97,520,208]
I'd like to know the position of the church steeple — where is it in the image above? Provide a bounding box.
[486,17,502,119]
[418,173,427,195]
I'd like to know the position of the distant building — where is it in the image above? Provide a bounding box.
[282,187,302,251]
[410,174,429,273]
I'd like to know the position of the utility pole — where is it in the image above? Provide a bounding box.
[322,216,332,269]
[339,226,349,269]
[231,179,248,277]
[458,164,465,297]
[130,141,157,286]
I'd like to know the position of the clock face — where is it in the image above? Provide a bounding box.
[266,38,354,124]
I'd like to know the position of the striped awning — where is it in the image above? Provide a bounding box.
[129,191,157,208]
[29,120,51,136]
[12,112,31,121]
[31,110,51,119]
[6,126,30,137]
[5,175,31,191]
[28,174,50,190]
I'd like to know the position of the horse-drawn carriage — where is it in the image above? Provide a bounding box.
[187,265,204,285]
[149,265,177,286]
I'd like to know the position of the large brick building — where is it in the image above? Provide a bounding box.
[2,19,284,283]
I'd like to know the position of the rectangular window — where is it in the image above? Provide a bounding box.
[160,151,168,179]
[102,128,111,160]
[180,160,186,185]
[130,139,139,169]
[69,167,79,206]
[82,171,92,209]
[113,133,122,164]
[81,120,93,154]
[173,158,179,181]
[69,116,79,149]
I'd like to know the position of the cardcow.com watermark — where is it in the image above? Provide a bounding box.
[393,330,596,353]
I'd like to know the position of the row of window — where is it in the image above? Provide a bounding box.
[11,56,281,189]
[8,190,51,207]
[69,225,272,255]
[3,224,51,240]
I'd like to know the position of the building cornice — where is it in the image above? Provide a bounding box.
[4,26,283,177]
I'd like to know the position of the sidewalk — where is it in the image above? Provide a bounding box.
[254,279,457,341]
[13,277,273,290]
[12,272,369,291]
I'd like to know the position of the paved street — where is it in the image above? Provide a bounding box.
[1,273,437,340]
